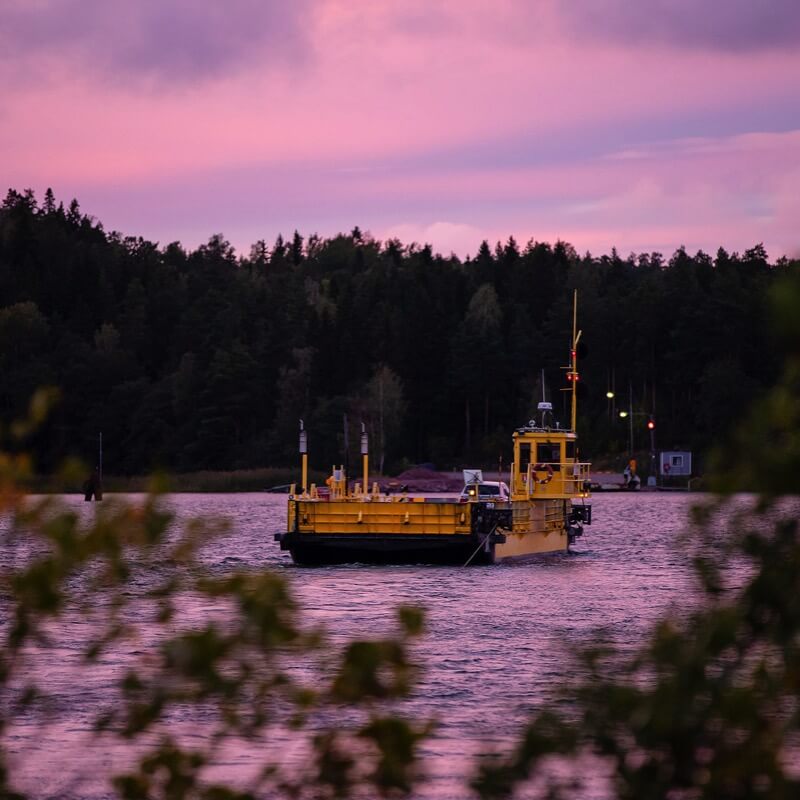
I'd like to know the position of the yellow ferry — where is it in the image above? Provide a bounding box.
[275,292,592,565]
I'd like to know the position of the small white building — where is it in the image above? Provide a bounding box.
[659,451,692,477]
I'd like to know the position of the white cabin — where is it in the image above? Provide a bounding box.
[659,451,692,477]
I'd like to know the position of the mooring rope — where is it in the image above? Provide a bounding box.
[462,524,498,567]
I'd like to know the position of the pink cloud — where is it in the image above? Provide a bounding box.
[0,0,312,84]
[382,222,483,256]
[1,1,799,258]
[369,131,800,258]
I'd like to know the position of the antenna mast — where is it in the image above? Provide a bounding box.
[538,368,553,428]
[570,290,582,432]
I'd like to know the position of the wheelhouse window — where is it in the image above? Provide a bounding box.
[536,443,561,469]
[519,442,531,473]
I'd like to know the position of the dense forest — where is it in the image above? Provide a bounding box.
[0,188,794,477]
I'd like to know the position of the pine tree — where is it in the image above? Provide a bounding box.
[42,187,56,215]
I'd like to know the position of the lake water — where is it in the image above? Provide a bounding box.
[2,491,707,798]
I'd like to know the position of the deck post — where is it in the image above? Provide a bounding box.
[299,420,308,493]
[361,423,369,499]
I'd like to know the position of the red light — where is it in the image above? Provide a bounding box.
[571,350,576,358]
[647,419,655,430]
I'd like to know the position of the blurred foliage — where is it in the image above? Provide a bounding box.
[0,395,430,798]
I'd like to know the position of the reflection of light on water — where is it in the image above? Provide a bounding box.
[3,492,737,799]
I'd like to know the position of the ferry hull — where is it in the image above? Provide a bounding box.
[276,532,491,565]
[494,529,570,560]
[277,497,584,566]
[276,529,571,566]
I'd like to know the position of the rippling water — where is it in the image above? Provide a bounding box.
[2,491,707,798]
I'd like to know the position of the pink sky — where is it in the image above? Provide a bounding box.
[2,0,799,259]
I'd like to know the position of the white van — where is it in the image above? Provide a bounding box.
[459,481,510,502]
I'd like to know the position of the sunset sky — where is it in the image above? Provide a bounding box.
[2,0,799,259]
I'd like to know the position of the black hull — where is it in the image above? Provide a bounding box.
[275,532,497,566]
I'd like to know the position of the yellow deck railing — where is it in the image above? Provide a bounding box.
[511,461,591,498]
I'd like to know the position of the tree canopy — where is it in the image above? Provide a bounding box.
[0,188,794,476]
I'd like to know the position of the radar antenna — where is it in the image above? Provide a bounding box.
[537,368,553,427]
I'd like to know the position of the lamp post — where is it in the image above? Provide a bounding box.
[615,380,658,482]
[606,366,616,421]
[617,383,634,455]
[618,409,656,475]
[618,409,632,454]
[647,417,656,484]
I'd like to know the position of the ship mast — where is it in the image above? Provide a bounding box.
[570,290,582,432]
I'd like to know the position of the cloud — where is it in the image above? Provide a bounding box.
[558,0,800,52]
[605,130,800,161]
[0,0,313,85]
[3,0,799,263]
[381,222,483,256]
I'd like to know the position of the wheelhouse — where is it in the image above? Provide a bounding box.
[510,425,590,499]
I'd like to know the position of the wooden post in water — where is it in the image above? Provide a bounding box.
[95,432,103,500]
[83,432,103,501]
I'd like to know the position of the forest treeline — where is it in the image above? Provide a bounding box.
[0,188,795,476]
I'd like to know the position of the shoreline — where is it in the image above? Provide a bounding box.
[22,466,705,495]
[23,467,328,495]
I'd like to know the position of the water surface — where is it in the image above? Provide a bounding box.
[2,491,705,798]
